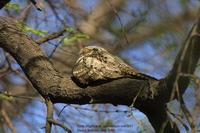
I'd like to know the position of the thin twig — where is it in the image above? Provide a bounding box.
[48,119,72,133]
[58,104,134,117]
[166,108,189,131]
[106,1,129,45]
[29,0,42,11]
[45,98,53,133]
[18,4,33,22]
[48,41,62,58]
[58,104,69,116]
[46,0,66,26]
[1,108,17,133]
[179,73,200,83]
[176,82,197,133]
[130,85,145,108]
[0,91,44,102]
[36,28,66,44]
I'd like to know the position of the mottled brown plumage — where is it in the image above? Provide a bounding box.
[72,46,157,87]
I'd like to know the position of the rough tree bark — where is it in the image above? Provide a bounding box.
[0,16,200,132]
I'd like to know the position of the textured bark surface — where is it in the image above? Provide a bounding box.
[0,17,159,105]
[0,16,200,132]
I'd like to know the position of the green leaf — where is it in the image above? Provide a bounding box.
[0,93,13,101]
[66,27,76,33]
[75,34,90,39]
[62,36,77,45]
[17,21,48,36]
[5,3,20,11]
[62,33,90,45]
[24,26,48,36]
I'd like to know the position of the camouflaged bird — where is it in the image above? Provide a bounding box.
[72,46,158,87]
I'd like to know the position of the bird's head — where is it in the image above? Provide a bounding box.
[79,46,108,56]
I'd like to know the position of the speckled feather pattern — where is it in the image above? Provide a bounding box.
[72,46,157,87]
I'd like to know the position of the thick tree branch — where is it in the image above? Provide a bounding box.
[143,18,200,133]
[0,16,200,132]
[0,16,159,106]
[165,19,200,100]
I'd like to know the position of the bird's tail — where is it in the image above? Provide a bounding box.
[131,73,158,81]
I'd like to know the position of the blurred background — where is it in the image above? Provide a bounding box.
[0,0,199,132]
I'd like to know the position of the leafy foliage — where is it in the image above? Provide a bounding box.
[4,3,20,11]
[61,28,90,45]
[0,92,13,101]
[17,22,48,36]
